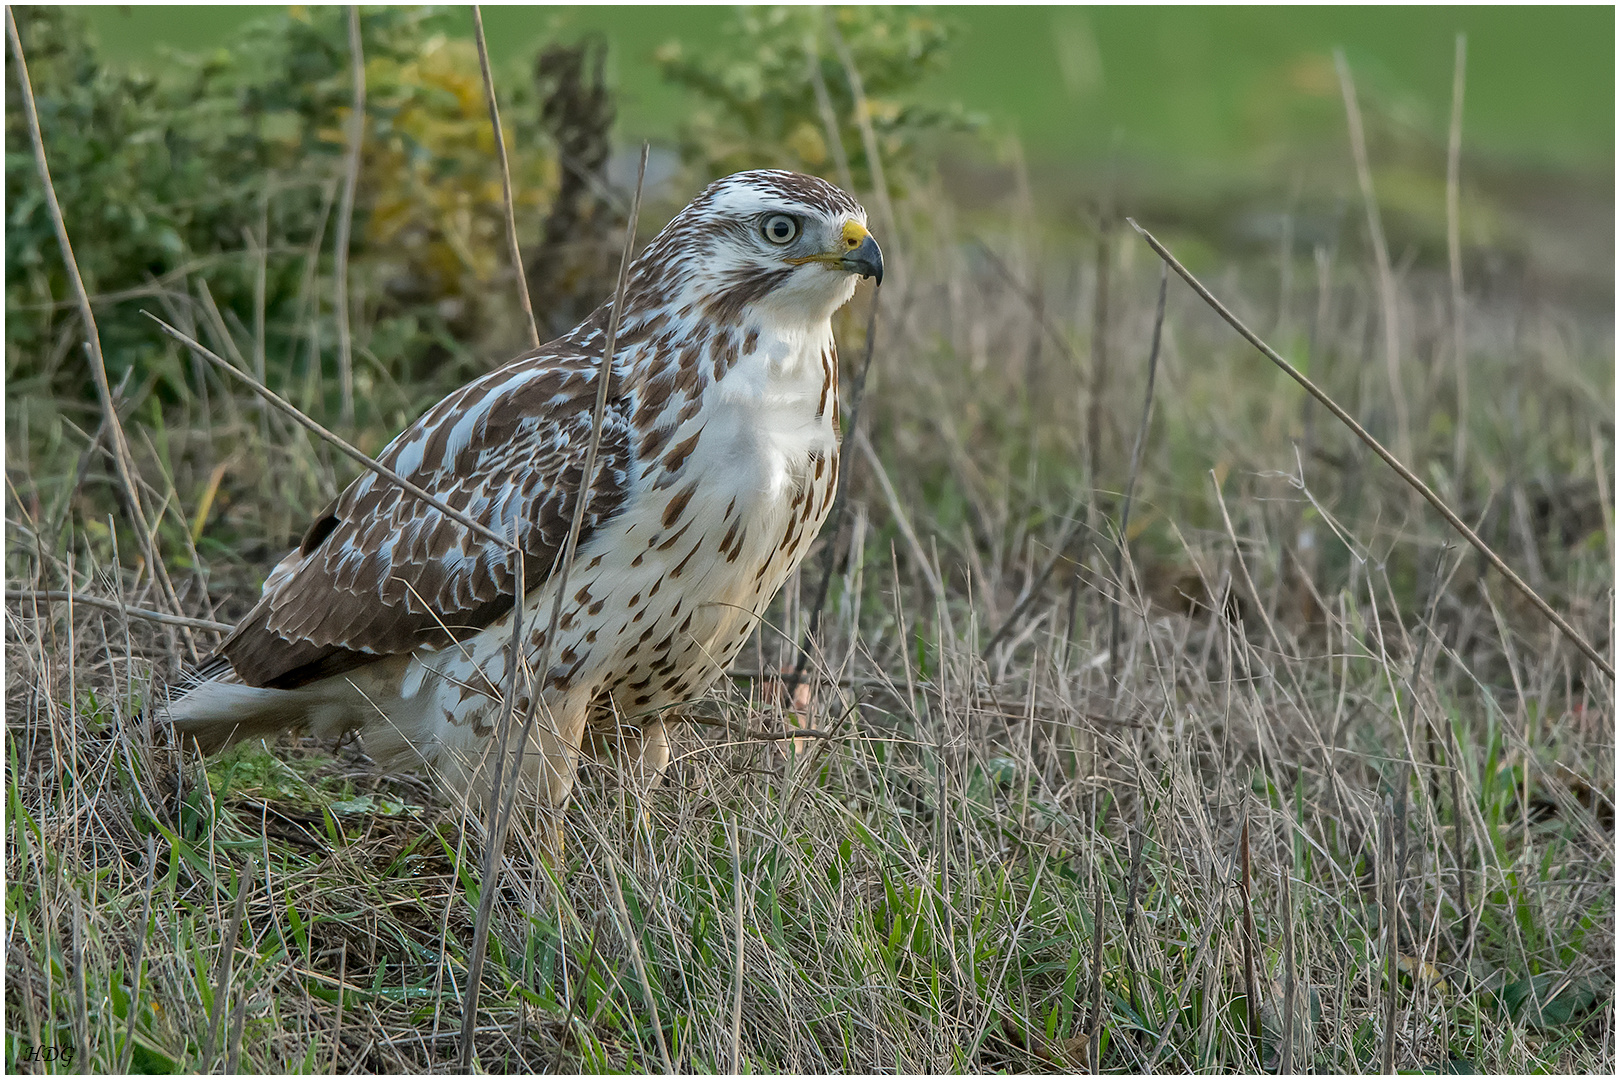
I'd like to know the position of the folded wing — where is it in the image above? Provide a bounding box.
[219,349,632,689]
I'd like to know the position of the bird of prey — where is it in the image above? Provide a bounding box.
[165,169,882,814]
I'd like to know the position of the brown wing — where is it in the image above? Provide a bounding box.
[220,347,632,689]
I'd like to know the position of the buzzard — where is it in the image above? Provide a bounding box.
[165,170,881,812]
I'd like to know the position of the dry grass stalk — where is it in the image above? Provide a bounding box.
[1381,800,1399,1074]
[6,34,1609,1071]
[803,32,856,196]
[602,849,674,1072]
[459,512,525,1069]
[973,238,1085,372]
[855,430,943,605]
[201,857,252,1069]
[1128,220,1613,681]
[1087,221,1112,489]
[474,4,542,351]
[727,816,746,1073]
[1086,811,1107,1070]
[1107,264,1167,697]
[8,589,232,634]
[6,9,194,654]
[792,283,881,687]
[1335,48,1409,460]
[334,5,366,426]
[116,837,159,1074]
[147,315,516,552]
[331,943,349,1074]
[459,143,650,1070]
[69,894,87,1065]
[826,15,901,271]
[1240,813,1261,1063]
[247,199,271,437]
[1279,866,1299,1073]
[1446,33,1469,479]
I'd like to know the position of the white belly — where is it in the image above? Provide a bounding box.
[372,323,841,788]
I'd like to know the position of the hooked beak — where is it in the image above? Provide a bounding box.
[791,220,885,285]
[836,220,884,285]
[841,231,884,286]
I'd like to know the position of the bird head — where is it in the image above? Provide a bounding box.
[628,170,883,328]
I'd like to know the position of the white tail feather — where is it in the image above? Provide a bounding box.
[163,679,348,753]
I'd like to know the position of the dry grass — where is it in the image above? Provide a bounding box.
[5,112,1614,1078]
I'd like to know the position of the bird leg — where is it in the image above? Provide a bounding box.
[581,714,671,793]
[438,694,590,864]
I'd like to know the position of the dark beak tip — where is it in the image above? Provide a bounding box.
[845,234,884,285]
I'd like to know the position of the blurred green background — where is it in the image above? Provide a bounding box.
[82,5,1615,174]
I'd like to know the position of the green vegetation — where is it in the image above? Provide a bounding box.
[6,7,560,424]
[7,4,1613,1073]
[82,5,1617,173]
[654,5,976,193]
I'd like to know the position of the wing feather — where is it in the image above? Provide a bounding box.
[220,346,632,689]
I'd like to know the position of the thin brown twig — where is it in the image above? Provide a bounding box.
[7,589,233,634]
[473,4,541,351]
[70,895,87,1062]
[459,517,523,1071]
[7,9,196,657]
[334,5,366,426]
[226,984,248,1072]
[1126,219,1613,681]
[331,942,348,1074]
[145,314,517,553]
[533,143,649,707]
[1120,796,1147,1018]
[1445,725,1475,974]
[498,140,647,822]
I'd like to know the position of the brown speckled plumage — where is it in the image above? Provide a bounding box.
[165,170,880,812]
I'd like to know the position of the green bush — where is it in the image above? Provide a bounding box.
[655,5,979,196]
[5,6,559,422]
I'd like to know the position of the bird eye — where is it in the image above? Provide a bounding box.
[761,214,800,245]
